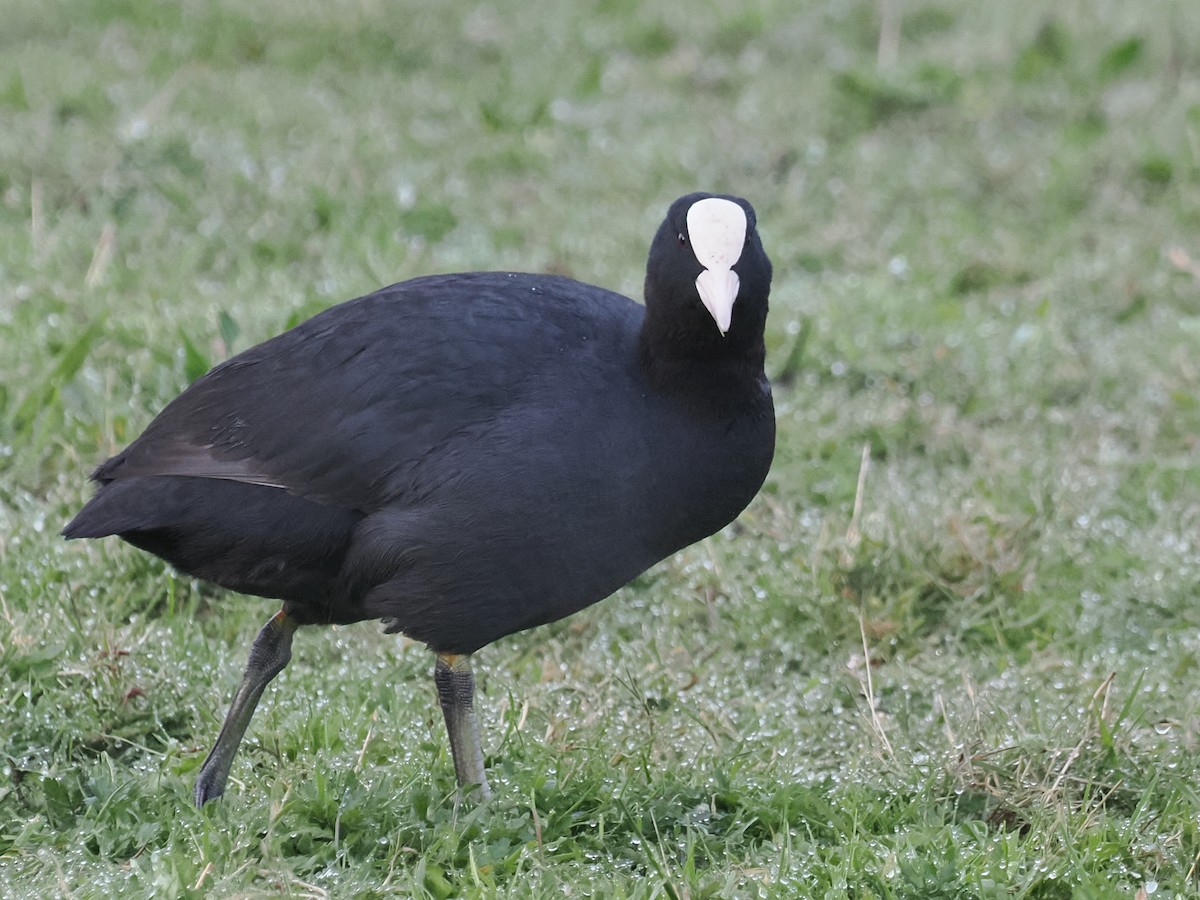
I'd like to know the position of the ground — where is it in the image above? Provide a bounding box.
[1,0,1199,896]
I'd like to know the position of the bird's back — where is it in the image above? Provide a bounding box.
[90,273,642,506]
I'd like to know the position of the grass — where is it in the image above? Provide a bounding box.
[2,0,1199,895]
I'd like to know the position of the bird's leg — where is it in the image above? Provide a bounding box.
[194,609,298,807]
[434,653,492,800]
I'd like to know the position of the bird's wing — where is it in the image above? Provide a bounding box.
[97,274,637,512]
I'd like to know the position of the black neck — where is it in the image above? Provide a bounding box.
[636,313,769,417]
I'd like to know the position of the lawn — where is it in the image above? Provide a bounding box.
[2,0,1199,896]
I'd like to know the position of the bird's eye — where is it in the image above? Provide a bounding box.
[678,233,687,245]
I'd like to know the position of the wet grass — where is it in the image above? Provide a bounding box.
[3,0,1200,895]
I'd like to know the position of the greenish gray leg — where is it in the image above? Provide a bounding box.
[434,653,492,800]
[194,609,298,807]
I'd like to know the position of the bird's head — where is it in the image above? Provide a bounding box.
[644,192,771,349]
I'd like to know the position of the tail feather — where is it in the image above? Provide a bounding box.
[63,478,175,539]
[63,475,363,604]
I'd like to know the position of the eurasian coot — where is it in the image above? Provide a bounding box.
[64,192,775,805]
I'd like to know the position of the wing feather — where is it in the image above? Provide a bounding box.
[96,273,641,513]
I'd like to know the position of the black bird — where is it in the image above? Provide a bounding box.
[63,192,775,805]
